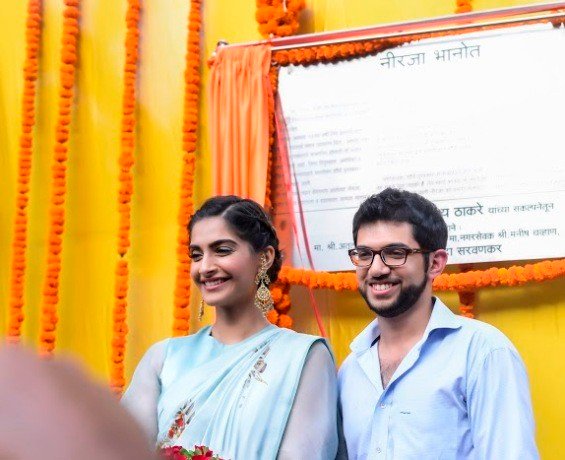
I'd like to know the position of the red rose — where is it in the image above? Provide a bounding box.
[160,445,187,460]
[192,446,218,458]
[193,446,212,457]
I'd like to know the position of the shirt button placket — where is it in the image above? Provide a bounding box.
[372,396,390,458]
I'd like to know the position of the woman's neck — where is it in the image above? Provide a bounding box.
[211,305,271,345]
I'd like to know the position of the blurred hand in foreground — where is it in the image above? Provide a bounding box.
[0,344,157,460]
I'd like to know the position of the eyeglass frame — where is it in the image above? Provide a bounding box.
[348,245,433,268]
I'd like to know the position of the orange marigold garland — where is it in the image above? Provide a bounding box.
[263,67,279,212]
[38,0,80,355]
[458,291,476,318]
[109,0,141,395]
[173,0,202,337]
[270,17,556,68]
[269,279,293,327]
[6,0,43,343]
[276,260,565,293]
[457,265,476,318]
[256,0,305,38]
[272,36,427,67]
[455,0,473,14]
[277,313,294,329]
[265,66,297,328]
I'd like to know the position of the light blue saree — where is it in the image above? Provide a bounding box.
[157,324,323,460]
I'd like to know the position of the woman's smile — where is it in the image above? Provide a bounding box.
[201,277,230,291]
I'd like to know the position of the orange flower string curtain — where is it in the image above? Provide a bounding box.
[109,0,142,395]
[172,0,203,337]
[38,0,80,355]
[6,0,44,343]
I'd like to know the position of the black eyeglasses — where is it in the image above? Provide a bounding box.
[348,246,431,268]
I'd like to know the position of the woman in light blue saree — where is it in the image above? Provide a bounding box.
[122,196,339,459]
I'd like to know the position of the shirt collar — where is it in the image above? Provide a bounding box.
[350,297,462,354]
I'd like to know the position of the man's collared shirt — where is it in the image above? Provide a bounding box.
[338,298,539,459]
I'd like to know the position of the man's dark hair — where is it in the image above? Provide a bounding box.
[188,195,282,281]
[353,188,448,251]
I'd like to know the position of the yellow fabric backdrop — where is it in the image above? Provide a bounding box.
[0,0,563,457]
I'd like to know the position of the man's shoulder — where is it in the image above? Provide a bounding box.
[455,315,517,354]
[337,350,363,382]
[338,351,355,369]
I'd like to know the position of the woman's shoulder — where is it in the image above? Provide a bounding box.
[275,326,320,342]
[275,326,325,342]
[161,326,212,354]
[136,328,212,371]
[274,328,332,357]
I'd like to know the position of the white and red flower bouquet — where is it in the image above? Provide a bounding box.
[160,445,224,460]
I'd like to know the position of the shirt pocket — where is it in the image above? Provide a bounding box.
[392,400,458,459]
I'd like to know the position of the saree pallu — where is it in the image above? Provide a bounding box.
[157,325,323,460]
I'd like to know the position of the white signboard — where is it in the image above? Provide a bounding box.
[274,23,565,271]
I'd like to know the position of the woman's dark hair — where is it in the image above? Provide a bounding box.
[188,195,283,282]
[353,188,448,251]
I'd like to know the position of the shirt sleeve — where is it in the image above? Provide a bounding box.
[277,341,340,460]
[467,346,539,459]
[121,339,169,445]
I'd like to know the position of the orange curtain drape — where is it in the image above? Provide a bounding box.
[209,44,271,205]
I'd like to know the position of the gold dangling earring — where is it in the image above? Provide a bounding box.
[254,254,274,316]
[198,299,205,321]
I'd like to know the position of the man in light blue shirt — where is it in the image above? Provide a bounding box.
[338,188,538,459]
